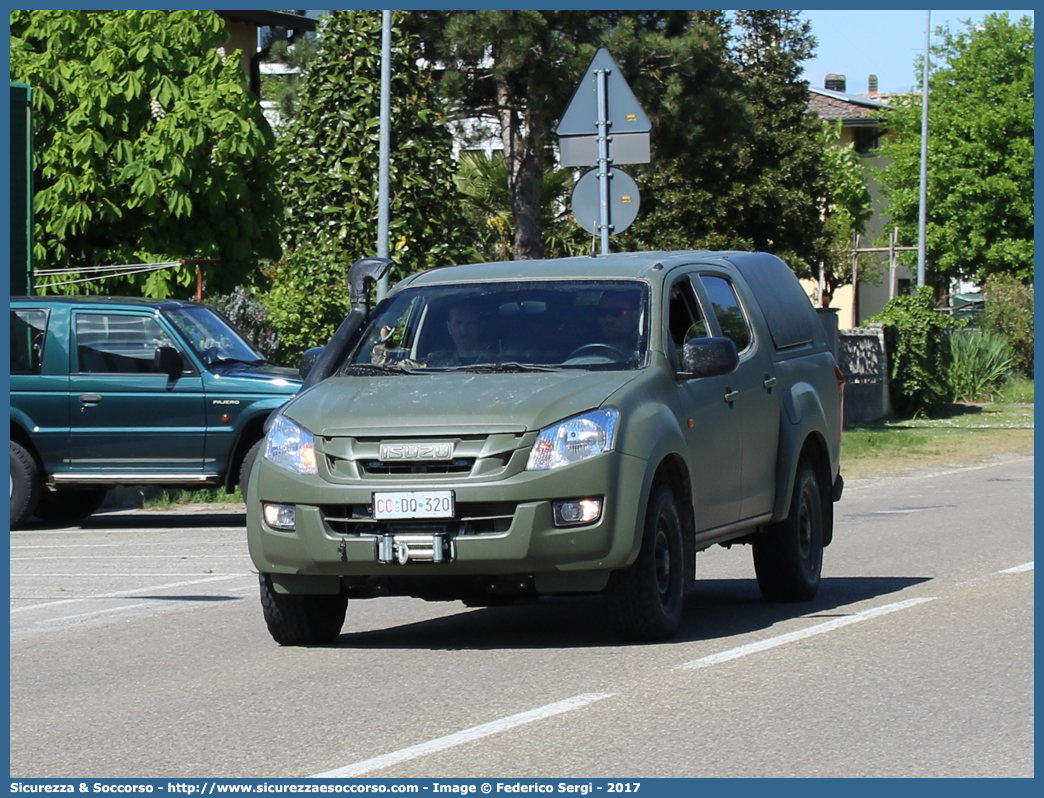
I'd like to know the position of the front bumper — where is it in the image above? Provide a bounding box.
[246,450,649,583]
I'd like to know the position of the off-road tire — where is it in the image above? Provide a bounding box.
[604,483,685,642]
[753,458,824,602]
[10,441,43,528]
[33,487,107,526]
[259,573,348,646]
[239,439,264,503]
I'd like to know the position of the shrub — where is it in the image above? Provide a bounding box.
[867,286,957,417]
[261,246,352,365]
[946,329,1015,403]
[980,274,1034,378]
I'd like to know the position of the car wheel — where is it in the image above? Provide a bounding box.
[604,482,685,642]
[34,487,108,526]
[239,439,264,503]
[10,441,43,528]
[259,573,348,646]
[753,457,824,602]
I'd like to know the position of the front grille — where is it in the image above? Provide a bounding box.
[359,459,475,476]
[321,501,517,536]
[321,431,529,480]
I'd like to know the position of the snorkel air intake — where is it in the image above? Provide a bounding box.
[301,257,392,389]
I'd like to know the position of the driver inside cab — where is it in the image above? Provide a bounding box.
[596,290,641,355]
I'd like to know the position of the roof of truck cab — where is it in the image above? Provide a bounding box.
[401,250,746,287]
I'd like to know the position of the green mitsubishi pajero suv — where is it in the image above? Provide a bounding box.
[10,296,301,527]
[247,251,844,644]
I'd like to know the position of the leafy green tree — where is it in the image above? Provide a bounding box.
[719,10,828,276]
[10,10,283,297]
[265,10,472,360]
[878,12,1034,286]
[818,120,872,304]
[617,11,830,276]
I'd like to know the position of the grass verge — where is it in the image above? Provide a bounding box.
[843,401,1033,480]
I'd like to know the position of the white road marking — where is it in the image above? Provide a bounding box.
[312,693,615,778]
[12,555,232,560]
[40,602,156,623]
[676,597,938,670]
[999,561,1034,574]
[12,573,247,578]
[10,575,246,614]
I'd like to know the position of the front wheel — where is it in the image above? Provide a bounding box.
[753,458,824,602]
[604,483,685,642]
[259,573,348,646]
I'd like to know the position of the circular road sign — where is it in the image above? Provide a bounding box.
[570,167,641,237]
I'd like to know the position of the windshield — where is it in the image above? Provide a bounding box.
[341,280,649,375]
[164,306,265,367]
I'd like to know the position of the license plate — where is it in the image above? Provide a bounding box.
[372,490,455,520]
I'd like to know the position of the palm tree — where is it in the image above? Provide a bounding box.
[455,151,588,261]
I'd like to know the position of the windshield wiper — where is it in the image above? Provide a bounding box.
[442,362,561,373]
[343,362,421,375]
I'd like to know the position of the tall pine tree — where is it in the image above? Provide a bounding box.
[723,10,828,276]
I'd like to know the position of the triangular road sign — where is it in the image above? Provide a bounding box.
[556,47,651,137]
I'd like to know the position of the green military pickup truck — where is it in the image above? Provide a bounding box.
[10,296,301,527]
[247,251,844,644]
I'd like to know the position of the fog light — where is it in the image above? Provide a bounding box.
[263,502,296,531]
[553,498,603,527]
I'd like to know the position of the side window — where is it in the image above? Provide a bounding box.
[666,278,710,367]
[75,313,178,375]
[699,275,752,353]
[11,310,48,374]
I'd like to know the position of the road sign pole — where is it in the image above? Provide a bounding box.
[596,68,611,255]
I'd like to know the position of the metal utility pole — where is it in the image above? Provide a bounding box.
[376,9,392,300]
[917,9,930,287]
[595,66,611,255]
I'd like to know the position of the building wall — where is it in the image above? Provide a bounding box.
[223,19,256,88]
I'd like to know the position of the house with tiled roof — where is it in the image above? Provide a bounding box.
[804,74,913,329]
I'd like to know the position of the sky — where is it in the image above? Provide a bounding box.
[799,9,1034,95]
[302,8,1033,97]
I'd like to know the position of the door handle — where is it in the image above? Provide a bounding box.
[724,389,740,404]
[763,376,777,390]
[79,393,103,405]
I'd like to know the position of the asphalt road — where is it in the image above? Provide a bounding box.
[9,455,1034,778]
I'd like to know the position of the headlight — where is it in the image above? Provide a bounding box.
[526,408,619,471]
[264,414,318,475]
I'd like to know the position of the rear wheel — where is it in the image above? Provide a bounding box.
[239,439,264,503]
[259,573,348,646]
[34,487,107,525]
[753,458,824,601]
[10,442,43,528]
[604,483,685,642]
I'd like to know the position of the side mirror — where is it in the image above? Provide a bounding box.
[299,347,325,381]
[154,346,184,379]
[681,337,739,378]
